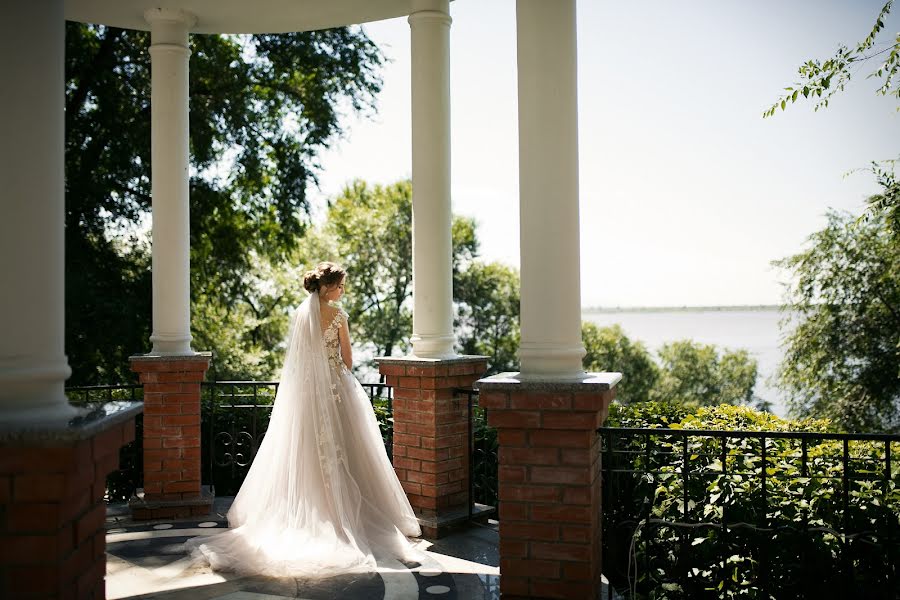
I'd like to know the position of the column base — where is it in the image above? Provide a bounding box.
[376,355,489,538]
[0,400,142,600]
[129,485,215,521]
[476,372,620,600]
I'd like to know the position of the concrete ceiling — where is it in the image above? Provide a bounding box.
[65,0,427,34]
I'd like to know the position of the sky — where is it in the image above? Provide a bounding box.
[307,0,899,308]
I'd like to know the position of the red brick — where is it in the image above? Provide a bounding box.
[488,411,541,429]
[499,501,529,521]
[13,473,66,502]
[163,480,199,494]
[161,415,198,426]
[530,580,594,599]
[401,481,422,496]
[530,466,590,485]
[499,537,528,558]
[500,484,561,503]
[406,365,437,377]
[6,503,63,532]
[121,420,136,444]
[501,576,530,596]
[393,387,422,400]
[502,447,559,466]
[500,557,560,579]
[562,487,592,505]
[531,541,590,562]
[406,423,437,437]
[530,430,593,448]
[393,433,420,447]
[497,429,527,447]
[542,411,600,430]
[76,558,106,599]
[561,525,591,543]
[562,561,594,581]
[477,391,508,409]
[509,392,572,410]
[163,436,200,449]
[573,391,613,411]
[561,448,591,466]
[502,522,559,541]
[448,363,475,376]
[531,504,593,523]
[498,465,527,483]
[5,566,60,595]
[393,457,421,472]
[0,475,11,502]
[75,503,106,545]
[378,364,407,376]
[398,376,420,388]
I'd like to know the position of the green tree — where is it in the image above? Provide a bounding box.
[652,340,758,407]
[304,179,482,368]
[581,322,659,404]
[456,262,521,374]
[765,1,900,230]
[65,24,384,383]
[775,210,900,432]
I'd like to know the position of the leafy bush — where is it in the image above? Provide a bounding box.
[602,403,900,599]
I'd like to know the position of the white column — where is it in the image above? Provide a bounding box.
[0,0,76,424]
[408,0,456,359]
[516,0,586,378]
[146,8,195,356]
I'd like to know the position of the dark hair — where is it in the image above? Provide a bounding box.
[303,261,346,293]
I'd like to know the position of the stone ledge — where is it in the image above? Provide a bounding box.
[418,503,496,539]
[129,351,212,363]
[475,371,622,392]
[129,485,215,520]
[0,400,143,445]
[376,355,489,366]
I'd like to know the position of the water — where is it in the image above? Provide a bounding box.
[582,308,790,417]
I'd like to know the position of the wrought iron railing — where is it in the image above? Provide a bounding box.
[599,426,900,599]
[201,380,393,495]
[457,388,499,519]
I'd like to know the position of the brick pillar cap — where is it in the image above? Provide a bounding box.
[129,352,212,363]
[375,355,488,366]
[0,400,143,445]
[475,371,621,392]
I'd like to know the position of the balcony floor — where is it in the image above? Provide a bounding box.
[104,497,500,600]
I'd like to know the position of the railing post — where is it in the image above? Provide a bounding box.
[129,354,212,519]
[376,356,488,538]
[477,373,619,600]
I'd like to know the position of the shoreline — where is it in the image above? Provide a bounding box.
[582,305,784,314]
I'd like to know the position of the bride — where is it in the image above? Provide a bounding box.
[187,262,422,576]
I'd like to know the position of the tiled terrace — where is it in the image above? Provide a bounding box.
[104,496,502,600]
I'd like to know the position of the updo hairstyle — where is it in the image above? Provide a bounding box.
[303,261,346,294]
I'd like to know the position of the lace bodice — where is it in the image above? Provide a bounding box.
[322,308,348,374]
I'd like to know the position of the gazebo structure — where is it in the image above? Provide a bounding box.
[0,1,619,598]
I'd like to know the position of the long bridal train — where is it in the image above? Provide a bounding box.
[186,292,421,577]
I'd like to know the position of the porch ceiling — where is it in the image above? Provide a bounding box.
[65,0,435,34]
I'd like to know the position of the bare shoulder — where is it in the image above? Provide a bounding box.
[320,303,340,324]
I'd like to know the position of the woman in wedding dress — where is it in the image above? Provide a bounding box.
[187,262,422,576]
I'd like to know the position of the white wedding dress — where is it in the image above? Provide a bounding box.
[186,291,422,577]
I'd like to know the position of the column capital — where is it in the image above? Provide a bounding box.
[408,9,452,27]
[144,7,197,28]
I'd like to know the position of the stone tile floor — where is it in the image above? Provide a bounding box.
[104,497,500,600]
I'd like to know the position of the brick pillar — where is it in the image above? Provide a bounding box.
[377,356,488,538]
[129,354,212,520]
[0,402,142,599]
[477,373,620,600]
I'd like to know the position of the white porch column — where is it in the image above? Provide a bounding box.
[146,8,196,355]
[516,0,585,377]
[0,0,76,423]
[408,0,456,358]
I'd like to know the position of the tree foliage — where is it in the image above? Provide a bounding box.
[651,340,758,408]
[775,210,900,432]
[300,179,492,370]
[64,24,383,383]
[456,262,521,374]
[764,1,900,231]
[582,322,658,404]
